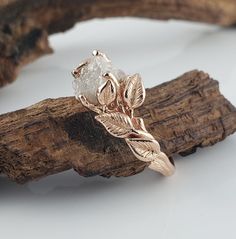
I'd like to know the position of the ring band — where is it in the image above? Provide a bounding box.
[72,50,175,176]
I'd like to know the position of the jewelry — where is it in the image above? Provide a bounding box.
[71,50,175,176]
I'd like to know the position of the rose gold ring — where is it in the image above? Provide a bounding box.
[71,50,175,176]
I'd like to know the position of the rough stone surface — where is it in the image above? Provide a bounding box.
[73,55,124,104]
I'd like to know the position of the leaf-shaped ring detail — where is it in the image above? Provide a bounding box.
[95,112,134,138]
[123,74,146,109]
[73,50,175,176]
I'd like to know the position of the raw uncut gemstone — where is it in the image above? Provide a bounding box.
[73,55,125,104]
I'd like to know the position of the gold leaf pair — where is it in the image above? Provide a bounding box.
[95,111,162,164]
[97,73,145,111]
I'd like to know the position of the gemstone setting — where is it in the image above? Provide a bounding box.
[73,54,124,104]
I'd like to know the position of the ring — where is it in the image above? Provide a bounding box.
[71,50,175,176]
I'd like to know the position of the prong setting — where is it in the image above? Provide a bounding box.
[72,61,88,78]
[92,49,111,62]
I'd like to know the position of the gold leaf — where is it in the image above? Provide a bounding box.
[123,74,146,109]
[95,112,133,138]
[126,138,160,162]
[97,79,116,106]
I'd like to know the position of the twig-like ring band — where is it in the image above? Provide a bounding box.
[71,50,175,176]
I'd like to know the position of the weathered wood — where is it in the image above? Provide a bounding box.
[1,0,236,87]
[0,70,236,183]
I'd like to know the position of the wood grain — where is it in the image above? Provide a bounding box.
[1,0,236,86]
[0,70,236,183]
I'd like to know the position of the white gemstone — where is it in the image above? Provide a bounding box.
[73,55,125,104]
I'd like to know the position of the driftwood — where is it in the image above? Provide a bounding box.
[1,0,236,87]
[0,70,236,183]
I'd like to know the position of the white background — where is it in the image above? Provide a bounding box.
[1,18,236,239]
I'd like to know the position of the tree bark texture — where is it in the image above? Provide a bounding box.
[1,0,236,86]
[0,70,236,183]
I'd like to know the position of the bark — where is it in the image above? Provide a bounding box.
[0,70,236,183]
[1,0,236,87]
